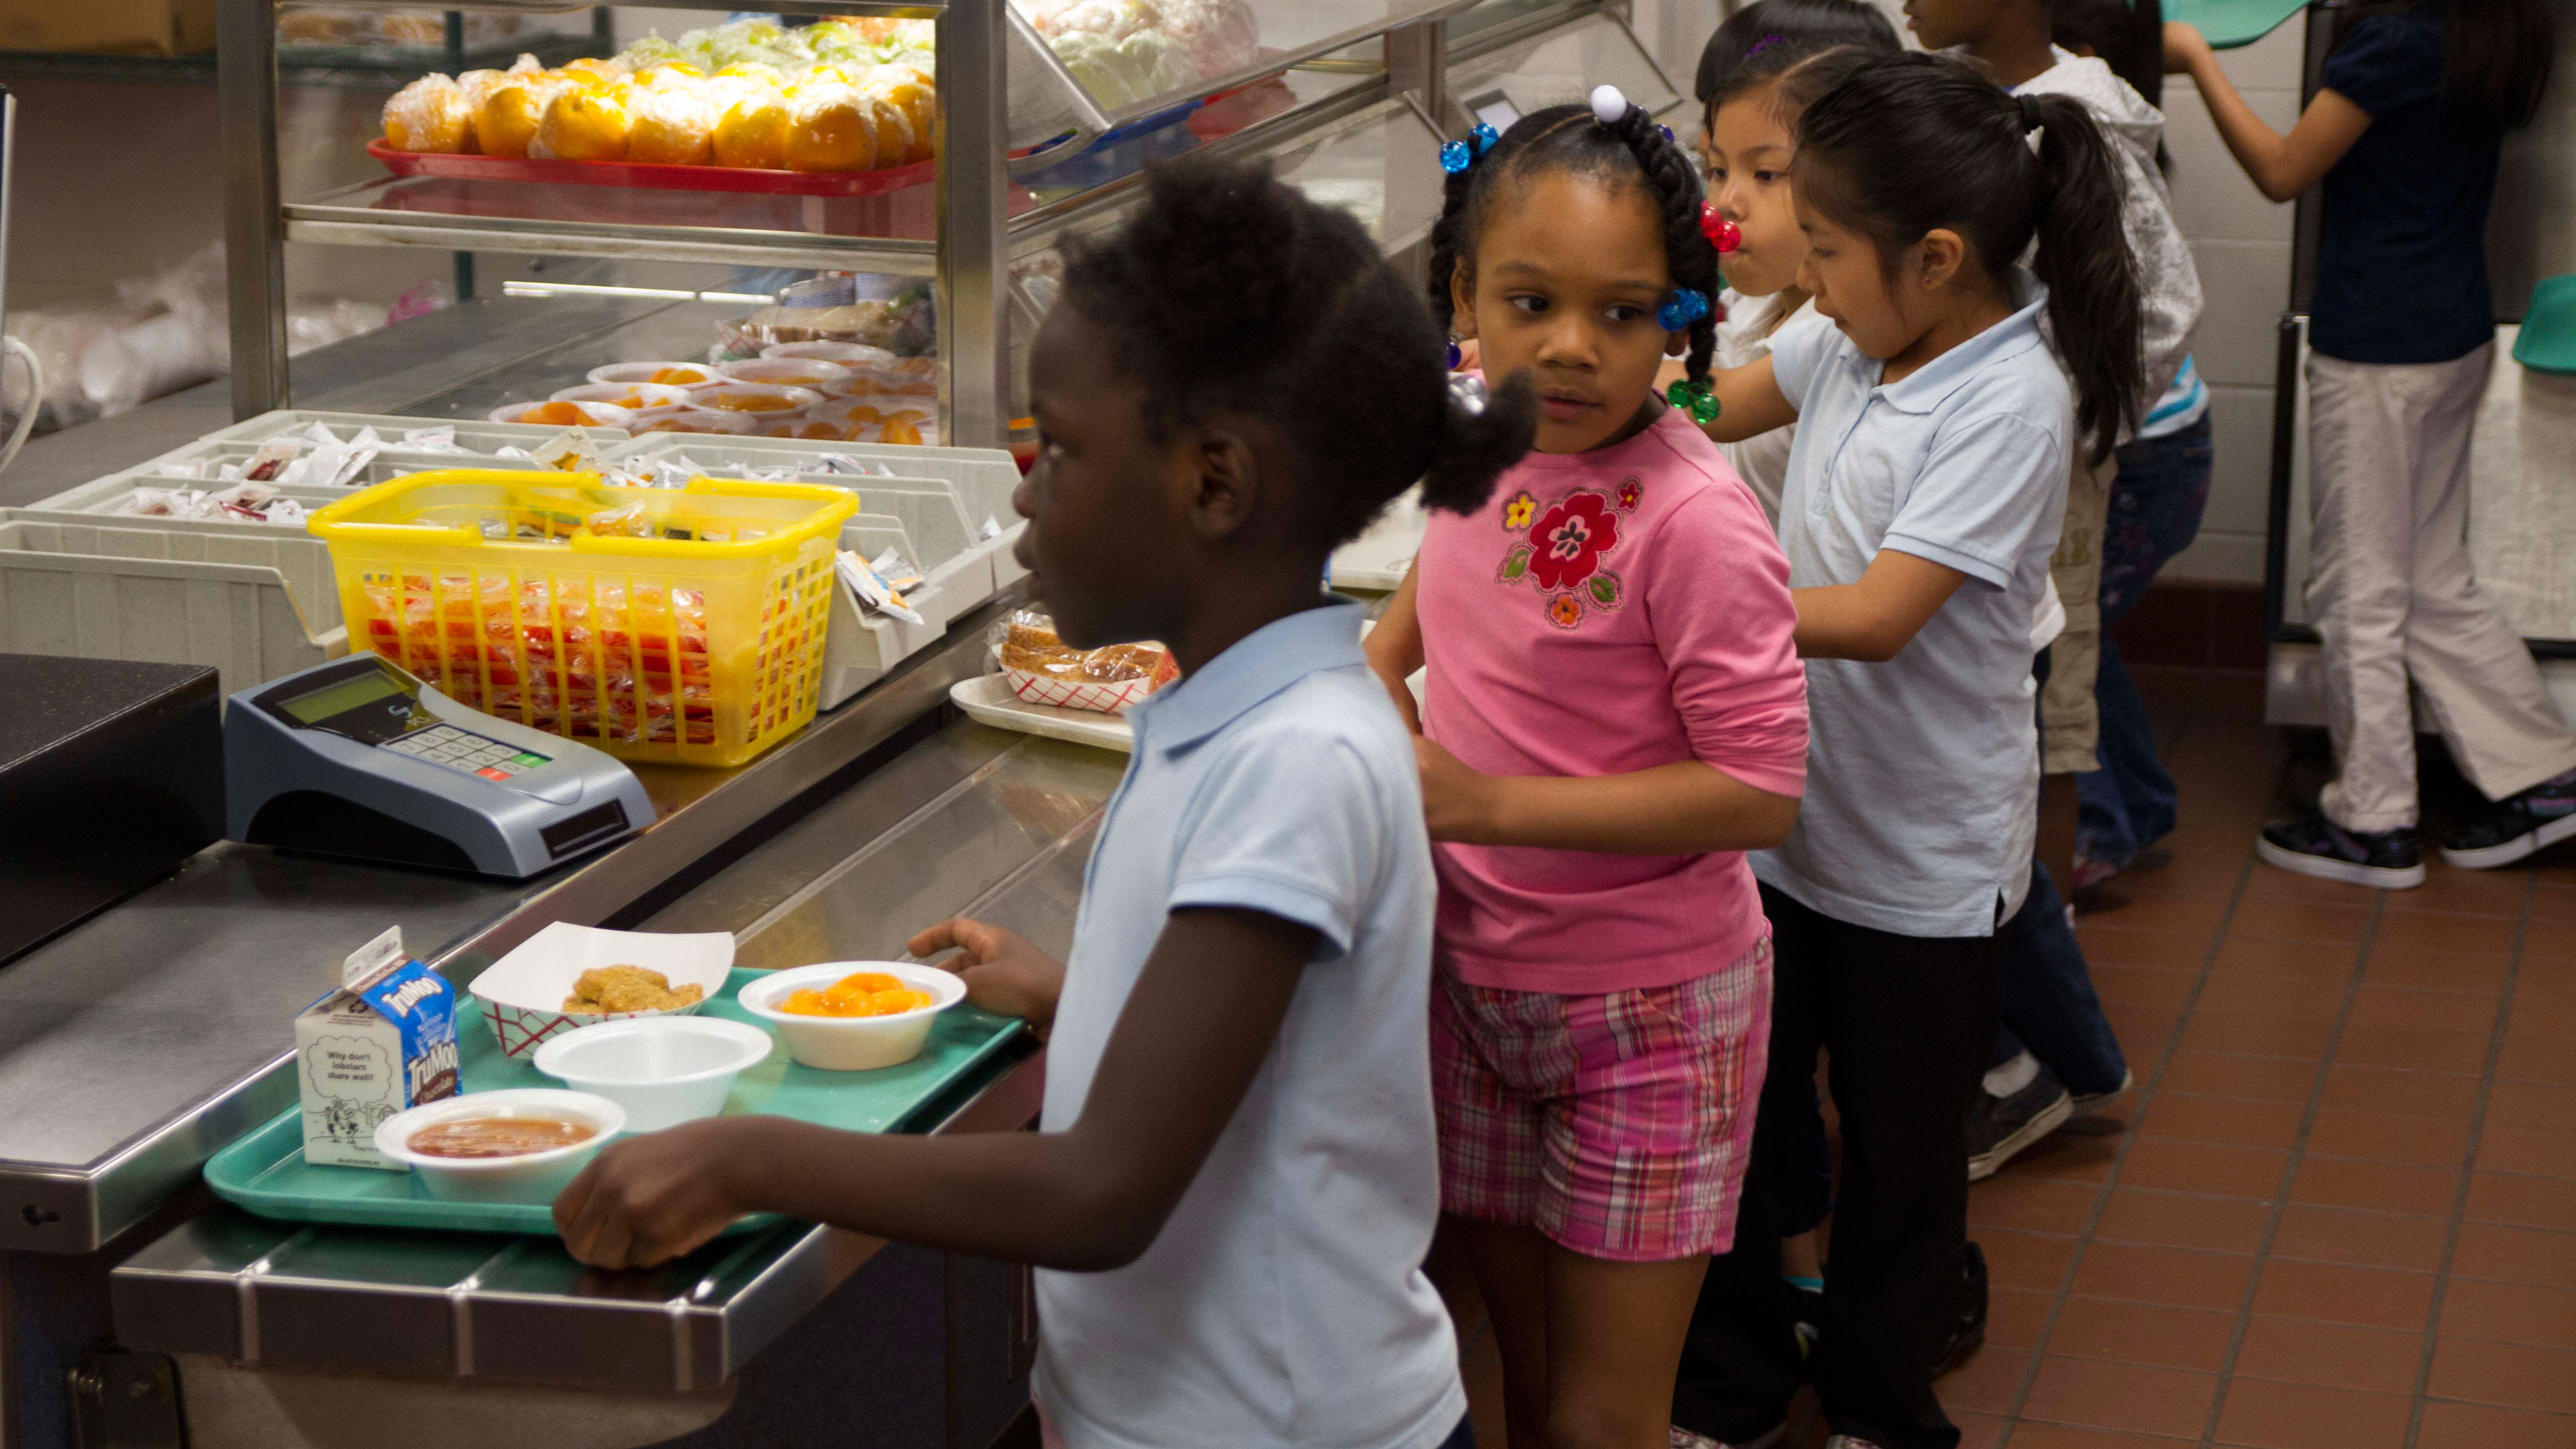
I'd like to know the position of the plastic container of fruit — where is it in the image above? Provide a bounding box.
[588,361,723,390]
[631,408,761,436]
[718,358,856,393]
[552,382,695,420]
[690,384,823,417]
[488,399,638,429]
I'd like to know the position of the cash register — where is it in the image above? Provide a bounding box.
[226,654,656,878]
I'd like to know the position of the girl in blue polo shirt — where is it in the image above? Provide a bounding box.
[1673,51,2146,1449]
[549,157,1538,1449]
[2169,0,2576,887]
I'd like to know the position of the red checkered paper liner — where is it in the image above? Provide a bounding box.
[483,997,711,1060]
[1002,666,1158,716]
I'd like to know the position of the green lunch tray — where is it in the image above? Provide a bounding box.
[2169,0,2308,49]
[204,968,1026,1236]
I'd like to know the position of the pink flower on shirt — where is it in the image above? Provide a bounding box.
[1529,492,1620,591]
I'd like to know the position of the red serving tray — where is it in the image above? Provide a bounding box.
[369,137,935,197]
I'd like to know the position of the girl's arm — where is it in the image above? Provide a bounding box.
[553,907,1312,1271]
[1363,560,1426,732]
[1416,744,1799,853]
[2165,22,2373,203]
[1658,354,1800,444]
[1792,549,1970,662]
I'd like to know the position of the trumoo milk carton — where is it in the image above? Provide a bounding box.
[296,928,462,1169]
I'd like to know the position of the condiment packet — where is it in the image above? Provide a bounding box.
[836,549,926,625]
[401,424,466,453]
[818,454,894,478]
[123,486,189,517]
[868,546,924,593]
[281,433,379,489]
[533,429,603,474]
[209,481,280,520]
[264,496,308,525]
[982,514,1004,541]
[585,500,653,538]
[242,437,304,483]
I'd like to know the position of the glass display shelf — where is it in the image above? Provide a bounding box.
[1447,7,1684,125]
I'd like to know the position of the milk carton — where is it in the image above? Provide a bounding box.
[295,928,462,1169]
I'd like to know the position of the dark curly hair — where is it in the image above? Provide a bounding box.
[1059,156,1536,545]
[1695,0,1899,110]
[1795,52,2146,465]
[1424,98,1721,387]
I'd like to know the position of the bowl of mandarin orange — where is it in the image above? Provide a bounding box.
[737,962,964,1071]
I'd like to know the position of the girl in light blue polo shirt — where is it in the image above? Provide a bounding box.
[1674,52,2148,1449]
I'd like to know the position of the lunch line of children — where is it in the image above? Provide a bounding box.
[543,2,2571,1446]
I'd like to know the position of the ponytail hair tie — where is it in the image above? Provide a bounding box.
[1666,378,1720,425]
[1589,84,1630,127]
[1745,32,1787,58]
[1448,372,1490,418]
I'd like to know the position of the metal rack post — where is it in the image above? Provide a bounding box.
[938,0,1013,451]
[218,0,290,418]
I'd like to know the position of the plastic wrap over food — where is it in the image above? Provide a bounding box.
[383,74,474,154]
[627,83,718,165]
[986,609,1177,715]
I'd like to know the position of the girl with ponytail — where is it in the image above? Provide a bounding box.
[1670,51,2145,1449]
[1364,85,1810,1449]
[556,156,1523,1449]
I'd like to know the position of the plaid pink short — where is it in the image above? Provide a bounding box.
[1431,936,1772,1262]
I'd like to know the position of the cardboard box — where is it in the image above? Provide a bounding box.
[296,929,461,1170]
[0,0,217,56]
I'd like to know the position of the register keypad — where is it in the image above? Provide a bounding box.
[384,724,551,783]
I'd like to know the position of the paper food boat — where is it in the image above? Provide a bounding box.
[470,923,734,1059]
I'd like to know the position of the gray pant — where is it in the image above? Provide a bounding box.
[2307,344,2576,831]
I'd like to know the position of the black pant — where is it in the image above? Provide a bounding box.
[1673,885,2008,1449]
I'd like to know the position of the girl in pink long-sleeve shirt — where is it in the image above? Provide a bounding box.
[1366,88,1809,1449]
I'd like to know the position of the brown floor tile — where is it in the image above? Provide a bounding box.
[2304,1109,2475,1169]
[2250,1258,2437,1330]
[2212,1377,2412,1449]
[2046,1295,2236,1371]
[2480,1126,2576,1179]
[2241,859,2386,906]
[2007,1425,2209,1449]
[1978,1228,2082,1292]
[2121,1137,2290,1199]
[2359,947,2514,994]
[2196,974,2350,1023]
[2416,1401,2576,1449]
[2466,1171,2576,1231]
[2182,1011,2337,1061]
[2427,1336,2576,1412]
[2070,1241,2257,1311]
[2019,1356,2218,1438]
[2230,899,2372,946]
[1950,1410,2007,1449]
[2209,937,2359,983]
[2371,909,2524,958]
[2346,984,2506,1034]
[2093,964,2202,1010]
[2231,1315,2427,1393]
[2267,1203,2444,1273]
[2438,1278,2576,1352]
[2498,1033,2576,1086]
[2332,1021,2496,1075]
[2002,1130,2125,1185]
[2112,846,2254,901]
[2317,1063,2482,1120]
[2103,1006,2186,1054]
[2093,1187,2272,1253]
[2389,867,2534,918]
[2521,929,2576,962]
[2533,884,2576,917]
[1936,1344,2029,1415]
[2164,1051,2322,1103]
[2081,926,2221,971]
[2291,1155,2463,1216]
[2508,990,2576,1039]
[1985,1286,2057,1351]
[1970,1175,2102,1235]
[2137,1093,2308,1150]
[2086,894,2234,937]
[2452,1222,2576,1289]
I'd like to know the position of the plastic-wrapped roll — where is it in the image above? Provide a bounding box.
[628,82,716,164]
[860,91,916,167]
[477,75,559,158]
[714,84,790,168]
[867,67,937,162]
[784,82,880,171]
[1026,0,1159,42]
[383,74,474,154]
[1052,29,1196,109]
[538,83,633,162]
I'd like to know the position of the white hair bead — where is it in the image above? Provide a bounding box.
[1589,84,1628,127]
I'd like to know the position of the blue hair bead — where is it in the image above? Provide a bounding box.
[1445,338,1463,370]
[1658,287,1711,331]
[1469,122,1499,156]
[1440,140,1472,174]
[1658,124,1675,143]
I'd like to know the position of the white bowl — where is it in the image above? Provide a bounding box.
[552,381,695,418]
[588,360,722,390]
[736,963,965,1072]
[690,383,824,418]
[534,1016,774,1131]
[373,1089,625,1203]
[717,357,856,392]
[633,408,759,436]
[761,340,897,366]
[488,399,636,428]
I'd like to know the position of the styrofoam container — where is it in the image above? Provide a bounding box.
[631,408,760,436]
[760,341,897,367]
[489,399,638,429]
[470,923,736,1059]
[717,357,855,393]
[588,360,722,390]
[690,384,823,418]
[534,1017,774,1131]
[737,963,965,1072]
[373,1089,625,1202]
[821,357,938,399]
[551,382,694,418]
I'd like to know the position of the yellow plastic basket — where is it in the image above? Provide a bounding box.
[308,470,856,768]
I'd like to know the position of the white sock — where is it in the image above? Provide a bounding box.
[1984,1050,2040,1098]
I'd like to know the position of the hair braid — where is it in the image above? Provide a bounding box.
[1603,101,1720,383]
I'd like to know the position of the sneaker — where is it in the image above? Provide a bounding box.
[2070,1067,2134,1116]
[2070,853,2124,895]
[2256,813,2425,889]
[1968,1063,2074,1180]
[1670,1425,1785,1449]
[1933,1240,1987,1379]
[2441,770,2576,870]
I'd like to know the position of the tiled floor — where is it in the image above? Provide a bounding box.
[1454,666,2576,1447]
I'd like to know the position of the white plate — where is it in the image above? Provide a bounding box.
[950,674,1134,753]
[1328,485,1428,592]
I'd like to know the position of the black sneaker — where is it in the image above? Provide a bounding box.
[2071,1068,2134,1117]
[1968,1063,2073,1181]
[1933,1241,1987,1379]
[2441,769,2576,870]
[2256,813,2425,890]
